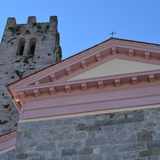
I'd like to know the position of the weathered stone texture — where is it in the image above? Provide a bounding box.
[0,149,17,160]
[0,16,61,136]
[1,108,160,159]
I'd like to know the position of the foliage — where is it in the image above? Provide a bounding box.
[8,26,21,35]
[32,23,37,27]
[8,27,15,33]
[0,120,8,125]
[3,104,9,109]
[15,60,21,63]
[45,25,50,32]
[37,25,42,29]
[15,70,23,79]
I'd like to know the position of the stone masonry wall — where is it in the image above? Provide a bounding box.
[1,108,160,160]
[0,16,61,136]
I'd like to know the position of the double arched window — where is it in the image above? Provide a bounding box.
[17,38,36,56]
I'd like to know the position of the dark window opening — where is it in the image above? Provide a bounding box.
[26,30,30,35]
[17,38,25,55]
[30,45,35,55]
[19,46,24,55]
[28,38,36,56]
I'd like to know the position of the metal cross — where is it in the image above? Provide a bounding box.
[109,31,116,37]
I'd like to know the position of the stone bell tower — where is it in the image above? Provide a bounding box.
[0,16,62,135]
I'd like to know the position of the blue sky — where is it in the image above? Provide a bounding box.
[1,0,160,59]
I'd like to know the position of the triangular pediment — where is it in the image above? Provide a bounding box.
[8,38,160,105]
[68,58,160,81]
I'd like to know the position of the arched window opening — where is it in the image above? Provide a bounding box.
[25,30,30,35]
[28,38,36,56]
[17,38,25,55]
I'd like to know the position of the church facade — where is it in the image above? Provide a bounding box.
[1,17,160,159]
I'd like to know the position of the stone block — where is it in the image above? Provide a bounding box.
[104,153,121,160]
[125,122,142,132]
[120,151,138,159]
[93,147,101,154]
[118,142,146,153]
[85,118,96,125]
[79,154,103,160]
[55,119,64,125]
[139,149,160,157]
[78,147,93,155]
[36,142,56,151]
[73,141,82,148]
[59,141,72,148]
[86,136,107,146]
[147,140,160,149]
[64,133,75,140]
[61,148,77,157]
[75,124,101,132]
[139,149,152,157]
[137,131,153,141]
[133,142,146,150]
[64,118,73,125]
[148,156,160,160]
[74,132,87,139]
[88,131,96,138]
[95,115,105,121]
[17,153,28,159]
[101,145,117,154]
[151,148,160,155]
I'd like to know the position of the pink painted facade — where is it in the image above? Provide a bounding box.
[1,38,160,153]
[8,38,160,121]
[0,131,17,153]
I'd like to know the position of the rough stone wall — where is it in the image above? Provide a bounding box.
[0,149,16,160]
[0,16,62,136]
[1,108,160,160]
